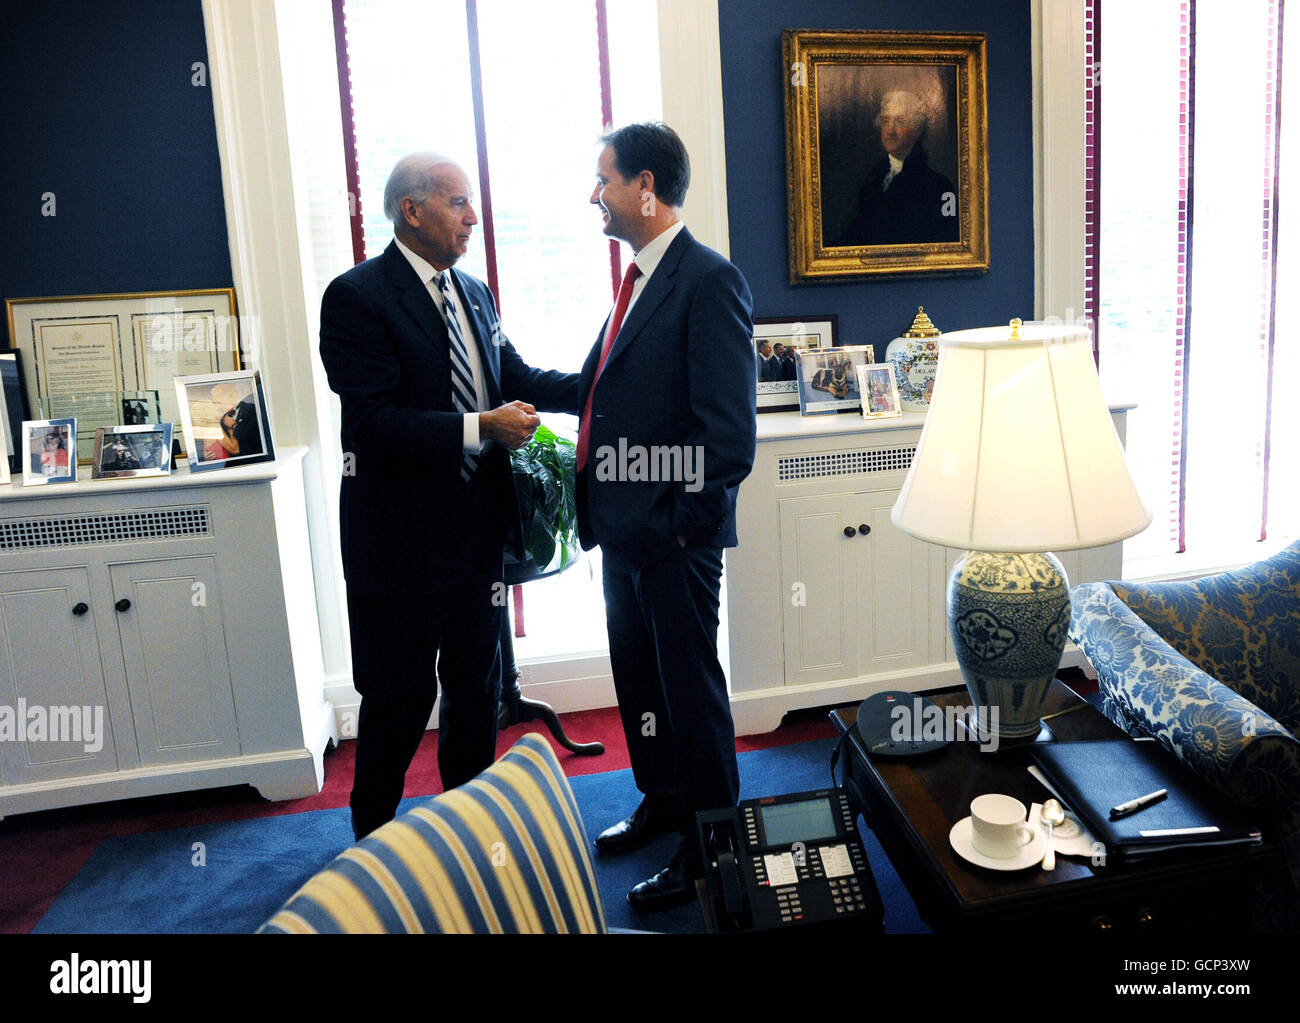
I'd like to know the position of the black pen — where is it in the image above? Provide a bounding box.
[1109,787,1168,819]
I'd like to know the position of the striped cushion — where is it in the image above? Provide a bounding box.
[258,733,607,933]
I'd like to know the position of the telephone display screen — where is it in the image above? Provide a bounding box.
[759,798,837,847]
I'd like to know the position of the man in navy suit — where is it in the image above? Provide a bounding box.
[578,123,757,909]
[319,153,580,840]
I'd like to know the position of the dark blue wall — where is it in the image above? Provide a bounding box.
[0,0,231,306]
[718,1,1035,353]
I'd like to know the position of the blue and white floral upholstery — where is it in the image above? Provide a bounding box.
[259,733,607,933]
[1069,540,1300,902]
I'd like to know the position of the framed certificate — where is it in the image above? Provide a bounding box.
[5,289,240,457]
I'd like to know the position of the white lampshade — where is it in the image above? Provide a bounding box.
[891,320,1151,552]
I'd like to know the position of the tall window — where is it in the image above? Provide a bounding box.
[334,0,662,658]
[1089,0,1297,574]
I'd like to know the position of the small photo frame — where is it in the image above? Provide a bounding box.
[91,423,174,480]
[174,370,274,471]
[0,350,31,475]
[857,363,903,419]
[22,418,77,486]
[754,315,838,413]
[796,345,876,415]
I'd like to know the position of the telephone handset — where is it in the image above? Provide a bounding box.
[697,787,883,933]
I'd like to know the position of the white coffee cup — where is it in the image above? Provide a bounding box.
[969,794,1034,859]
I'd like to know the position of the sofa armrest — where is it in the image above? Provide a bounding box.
[1070,582,1300,810]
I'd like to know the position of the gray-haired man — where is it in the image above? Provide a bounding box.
[318,152,580,839]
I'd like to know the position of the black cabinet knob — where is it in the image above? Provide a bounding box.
[858,524,871,536]
[72,602,89,616]
[843,526,856,538]
[114,598,132,613]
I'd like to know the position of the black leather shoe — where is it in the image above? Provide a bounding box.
[594,797,677,853]
[626,850,702,911]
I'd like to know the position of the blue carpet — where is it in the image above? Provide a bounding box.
[33,738,926,934]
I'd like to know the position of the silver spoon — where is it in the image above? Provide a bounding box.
[1042,798,1065,871]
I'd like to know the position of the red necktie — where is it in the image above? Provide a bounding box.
[577,261,643,471]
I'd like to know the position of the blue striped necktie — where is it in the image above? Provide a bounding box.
[437,272,480,481]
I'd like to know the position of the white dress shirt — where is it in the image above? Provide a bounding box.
[601,219,686,346]
[394,237,486,454]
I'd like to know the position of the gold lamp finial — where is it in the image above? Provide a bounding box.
[903,306,940,338]
[1009,318,1023,340]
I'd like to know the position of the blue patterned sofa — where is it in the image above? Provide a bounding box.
[259,733,607,933]
[1069,540,1300,926]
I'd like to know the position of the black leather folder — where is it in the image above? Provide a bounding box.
[1032,739,1262,859]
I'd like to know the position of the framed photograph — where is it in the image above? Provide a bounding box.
[22,418,77,486]
[796,345,876,416]
[5,289,240,456]
[174,370,274,471]
[782,30,989,281]
[0,351,31,475]
[857,363,903,419]
[754,315,838,412]
[91,423,174,480]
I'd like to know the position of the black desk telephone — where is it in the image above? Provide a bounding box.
[696,788,883,933]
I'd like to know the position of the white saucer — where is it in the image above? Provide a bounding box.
[949,815,1048,871]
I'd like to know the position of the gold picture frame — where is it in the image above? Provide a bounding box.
[782,29,989,281]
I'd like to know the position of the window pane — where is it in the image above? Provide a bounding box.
[475,0,617,371]
[345,0,485,280]
[1269,3,1300,541]
[1181,0,1274,553]
[1097,0,1186,562]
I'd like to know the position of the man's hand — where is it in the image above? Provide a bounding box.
[479,401,541,450]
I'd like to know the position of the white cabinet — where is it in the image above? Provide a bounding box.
[0,448,334,818]
[726,410,1130,733]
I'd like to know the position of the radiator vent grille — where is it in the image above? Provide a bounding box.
[778,446,916,482]
[0,506,211,551]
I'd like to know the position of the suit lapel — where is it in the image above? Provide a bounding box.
[386,242,445,348]
[598,227,691,375]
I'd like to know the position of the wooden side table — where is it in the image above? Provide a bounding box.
[832,680,1275,933]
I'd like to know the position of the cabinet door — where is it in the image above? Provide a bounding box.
[779,494,861,686]
[850,489,933,674]
[0,568,118,784]
[108,557,241,766]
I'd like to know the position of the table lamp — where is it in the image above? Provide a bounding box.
[890,319,1151,743]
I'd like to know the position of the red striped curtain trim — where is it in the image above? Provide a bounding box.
[1084,0,1101,365]
[595,0,622,299]
[1173,0,1196,553]
[1260,0,1285,540]
[331,0,366,266]
[464,0,502,308]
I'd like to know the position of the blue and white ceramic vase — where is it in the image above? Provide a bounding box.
[885,306,941,412]
[947,550,1070,741]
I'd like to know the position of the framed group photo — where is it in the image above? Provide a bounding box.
[782,29,989,281]
[91,424,174,480]
[22,417,77,486]
[753,315,838,412]
[174,370,274,471]
[796,344,876,415]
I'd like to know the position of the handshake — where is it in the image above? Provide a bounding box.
[479,400,542,450]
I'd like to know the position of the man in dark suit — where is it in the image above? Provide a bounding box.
[756,341,781,382]
[578,123,757,909]
[319,153,580,840]
[834,90,959,247]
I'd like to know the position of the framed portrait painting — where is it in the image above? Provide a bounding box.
[782,30,989,281]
